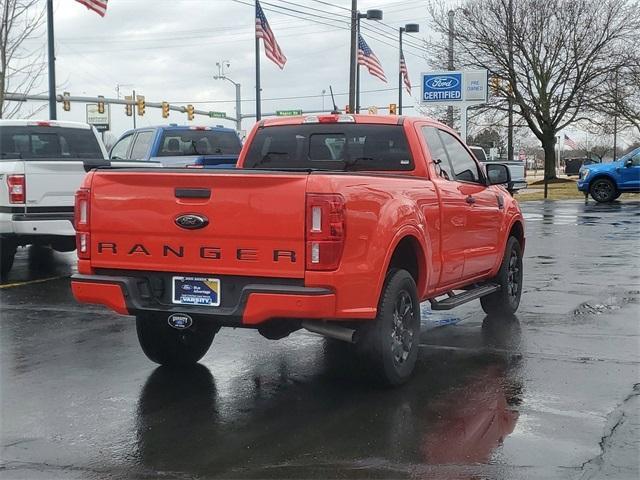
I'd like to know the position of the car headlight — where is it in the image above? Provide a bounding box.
[580,169,589,180]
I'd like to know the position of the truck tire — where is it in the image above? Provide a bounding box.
[136,313,219,366]
[589,178,617,203]
[357,269,420,387]
[481,236,523,316]
[1,239,17,278]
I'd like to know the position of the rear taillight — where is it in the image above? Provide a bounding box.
[305,193,345,271]
[75,188,91,259]
[7,175,25,204]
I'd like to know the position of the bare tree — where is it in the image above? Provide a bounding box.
[0,0,46,118]
[426,0,638,179]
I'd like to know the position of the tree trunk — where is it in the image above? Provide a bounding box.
[541,132,557,180]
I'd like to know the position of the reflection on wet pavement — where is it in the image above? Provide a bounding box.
[1,200,639,479]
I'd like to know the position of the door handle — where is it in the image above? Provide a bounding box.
[465,195,476,205]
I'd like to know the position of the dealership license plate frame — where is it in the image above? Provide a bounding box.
[172,276,221,307]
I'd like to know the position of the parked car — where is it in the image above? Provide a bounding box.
[109,125,241,168]
[577,147,640,202]
[564,157,600,176]
[71,114,525,386]
[468,145,527,192]
[0,120,108,277]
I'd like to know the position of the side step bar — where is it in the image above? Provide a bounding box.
[429,283,500,311]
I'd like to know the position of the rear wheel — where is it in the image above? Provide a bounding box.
[136,313,219,366]
[481,236,523,316]
[0,239,17,278]
[357,269,420,387]
[590,178,617,203]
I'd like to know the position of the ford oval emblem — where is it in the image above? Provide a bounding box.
[175,213,209,230]
[425,76,460,89]
[168,313,193,330]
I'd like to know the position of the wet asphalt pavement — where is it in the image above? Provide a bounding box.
[1,200,639,480]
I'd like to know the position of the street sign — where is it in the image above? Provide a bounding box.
[276,109,302,116]
[209,111,226,118]
[86,104,110,132]
[420,70,488,105]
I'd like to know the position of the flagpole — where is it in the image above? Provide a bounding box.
[47,0,57,120]
[255,1,261,121]
[398,29,403,115]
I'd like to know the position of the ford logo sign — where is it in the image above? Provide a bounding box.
[168,313,193,330]
[425,76,460,89]
[175,213,209,230]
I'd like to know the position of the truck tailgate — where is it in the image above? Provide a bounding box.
[88,171,308,278]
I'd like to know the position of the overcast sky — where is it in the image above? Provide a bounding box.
[25,0,440,136]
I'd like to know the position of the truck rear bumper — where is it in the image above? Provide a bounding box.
[70,274,335,325]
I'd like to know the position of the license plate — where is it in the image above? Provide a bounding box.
[172,276,221,306]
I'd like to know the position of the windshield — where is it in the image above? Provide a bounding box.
[0,126,103,160]
[243,124,413,171]
[157,130,241,157]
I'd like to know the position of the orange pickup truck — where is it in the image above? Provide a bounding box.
[71,114,524,385]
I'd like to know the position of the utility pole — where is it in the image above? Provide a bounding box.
[214,61,242,132]
[447,10,454,128]
[507,0,514,163]
[132,89,136,129]
[46,0,56,120]
[348,0,358,113]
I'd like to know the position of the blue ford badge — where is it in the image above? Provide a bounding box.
[425,76,460,89]
[168,313,193,330]
[175,213,209,230]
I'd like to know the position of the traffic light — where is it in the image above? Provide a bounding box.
[344,104,351,114]
[136,95,145,116]
[124,95,133,116]
[62,92,70,111]
[97,95,105,114]
[162,101,170,118]
[186,104,194,121]
[389,103,397,115]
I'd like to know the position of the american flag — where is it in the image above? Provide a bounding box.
[255,0,287,70]
[358,34,387,83]
[74,0,108,17]
[564,134,577,149]
[400,51,411,94]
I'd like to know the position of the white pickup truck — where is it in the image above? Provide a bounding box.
[469,146,527,192]
[0,120,110,277]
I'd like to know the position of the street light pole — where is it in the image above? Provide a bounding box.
[398,23,419,115]
[447,10,455,128]
[214,61,242,131]
[507,0,514,163]
[355,9,383,113]
[46,0,56,120]
[348,0,358,113]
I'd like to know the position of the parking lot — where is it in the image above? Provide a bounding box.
[1,199,639,479]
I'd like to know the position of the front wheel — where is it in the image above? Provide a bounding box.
[357,269,421,387]
[590,178,617,203]
[481,236,523,316]
[136,313,219,366]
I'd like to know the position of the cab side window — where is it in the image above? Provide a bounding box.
[422,126,454,181]
[439,130,481,183]
[631,153,640,167]
[110,134,133,160]
[130,131,154,160]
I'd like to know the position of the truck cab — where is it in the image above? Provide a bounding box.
[109,125,241,168]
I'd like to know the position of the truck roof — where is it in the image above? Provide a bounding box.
[0,119,92,129]
[259,114,444,128]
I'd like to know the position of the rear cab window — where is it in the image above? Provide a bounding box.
[243,124,413,171]
[0,126,103,160]
[157,129,242,156]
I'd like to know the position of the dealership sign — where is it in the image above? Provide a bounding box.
[86,104,110,132]
[421,70,488,105]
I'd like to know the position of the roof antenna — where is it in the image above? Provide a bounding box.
[329,85,340,114]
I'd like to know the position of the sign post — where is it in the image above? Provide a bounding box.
[420,70,488,142]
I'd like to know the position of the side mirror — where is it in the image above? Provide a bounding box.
[625,159,633,167]
[486,163,511,186]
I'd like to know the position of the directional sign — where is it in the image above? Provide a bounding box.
[209,111,226,118]
[422,72,463,103]
[86,104,110,132]
[276,109,302,116]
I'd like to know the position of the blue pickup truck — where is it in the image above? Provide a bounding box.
[109,125,241,168]
[578,147,640,202]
